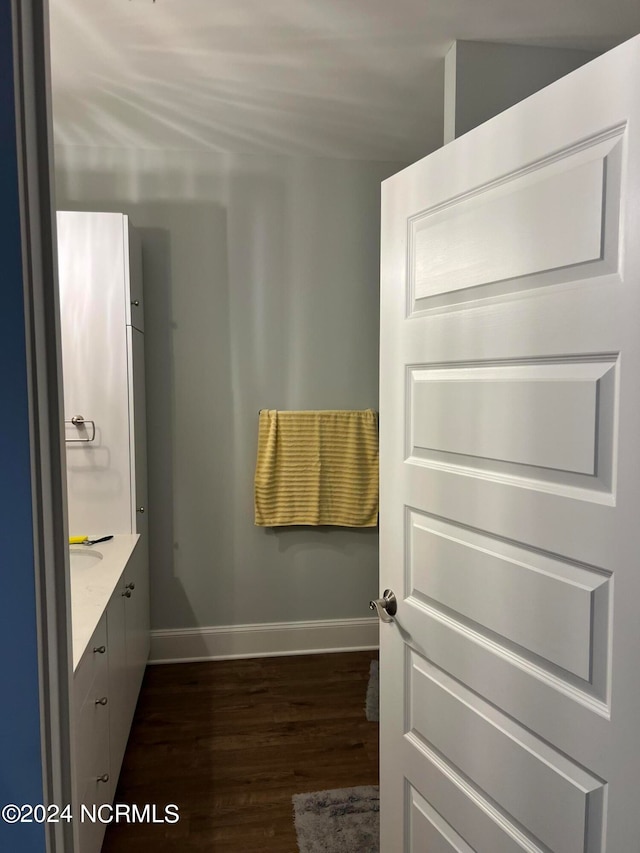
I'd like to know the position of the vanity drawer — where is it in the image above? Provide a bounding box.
[75,748,110,853]
[74,677,110,853]
[75,708,109,809]
[74,657,110,796]
[73,616,112,853]
[73,614,108,711]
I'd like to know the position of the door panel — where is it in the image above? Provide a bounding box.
[407,359,617,486]
[407,509,610,685]
[409,787,476,853]
[407,128,623,315]
[380,35,640,852]
[408,650,604,853]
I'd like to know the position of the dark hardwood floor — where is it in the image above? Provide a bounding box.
[102,651,379,853]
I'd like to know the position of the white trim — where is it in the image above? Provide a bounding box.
[13,3,75,851]
[149,617,379,664]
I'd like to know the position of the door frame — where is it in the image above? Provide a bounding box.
[11,2,74,850]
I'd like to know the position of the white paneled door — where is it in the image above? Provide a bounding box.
[379,35,640,852]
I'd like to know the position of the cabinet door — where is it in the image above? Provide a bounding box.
[127,326,148,537]
[72,616,107,713]
[105,542,150,795]
[58,211,132,536]
[124,538,150,715]
[124,218,144,332]
[106,587,129,787]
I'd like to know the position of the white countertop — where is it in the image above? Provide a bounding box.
[70,534,140,670]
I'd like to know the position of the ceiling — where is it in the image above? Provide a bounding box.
[49,0,640,161]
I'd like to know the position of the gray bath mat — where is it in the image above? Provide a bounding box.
[293,786,379,853]
[365,660,379,722]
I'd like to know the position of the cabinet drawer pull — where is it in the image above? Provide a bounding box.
[97,773,110,784]
[125,582,135,591]
[131,300,140,307]
[137,506,145,513]
[93,645,106,654]
[95,696,108,706]
[122,589,132,598]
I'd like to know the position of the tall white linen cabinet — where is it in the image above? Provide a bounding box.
[58,211,150,853]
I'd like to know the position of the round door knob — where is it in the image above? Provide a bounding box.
[122,589,132,598]
[93,645,106,654]
[369,589,397,624]
[97,774,109,784]
[132,300,140,307]
[95,696,108,706]
[137,506,145,513]
[125,582,135,591]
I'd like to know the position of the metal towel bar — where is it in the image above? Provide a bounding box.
[65,415,96,442]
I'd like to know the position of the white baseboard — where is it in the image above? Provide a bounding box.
[149,616,379,664]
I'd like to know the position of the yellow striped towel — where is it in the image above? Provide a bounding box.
[254,409,379,527]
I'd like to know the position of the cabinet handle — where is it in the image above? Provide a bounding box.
[93,645,106,654]
[97,773,110,784]
[95,696,108,706]
[131,300,140,307]
[137,506,145,513]
[122,589,132,598]
[125,582,136,591]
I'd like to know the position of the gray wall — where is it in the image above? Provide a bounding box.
[444,41,598,142]
[55,146,404,630]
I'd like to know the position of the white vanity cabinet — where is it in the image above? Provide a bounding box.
[71,538,150,853]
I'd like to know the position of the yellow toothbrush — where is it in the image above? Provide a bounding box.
[69,535,114,546]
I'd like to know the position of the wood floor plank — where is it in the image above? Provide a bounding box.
[101,651,379,852]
